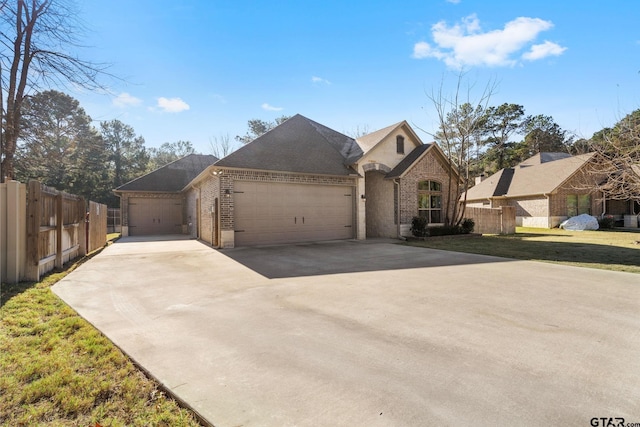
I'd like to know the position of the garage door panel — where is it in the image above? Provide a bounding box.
[129,197,183,236]
[234,181,353,246]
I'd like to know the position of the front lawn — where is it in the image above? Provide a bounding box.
[405,227,640,273]
[0,240,202,426]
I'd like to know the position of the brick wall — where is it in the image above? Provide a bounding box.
[185,188,197,238]
[199,176,220,245]
[399,149,454,225]
[551,168,604,216]
[365,170,396,237]
[510,196,548,217]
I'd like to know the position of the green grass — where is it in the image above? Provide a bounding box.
[0,235,202,426]
[405,227,640,273]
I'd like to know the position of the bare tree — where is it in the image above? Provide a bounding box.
[424,72,495,226]
[209,133,236,158]
[0,0,110,181]
[344,124,370,138]
[580,110,640,207]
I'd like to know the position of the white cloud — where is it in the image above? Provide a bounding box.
[113,92,142,108]
[262,103,283,111]
[522,40,567,60]
[157,97,190,113]
[412,14,566,68]
[311,76,331,85]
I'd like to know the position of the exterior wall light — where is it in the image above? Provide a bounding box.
[224,189,231,197]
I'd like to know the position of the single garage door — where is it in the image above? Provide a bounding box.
[234,181,354,246]
[128,197,183,235]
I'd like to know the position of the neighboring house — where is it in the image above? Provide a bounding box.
[464,152,606,228]
[115,114,457,247]
[114,154,217,236]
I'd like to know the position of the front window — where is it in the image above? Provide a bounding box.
[418,180,442,224]
[567,194,591,216]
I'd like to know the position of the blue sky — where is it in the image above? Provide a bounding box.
[70,0,640,155]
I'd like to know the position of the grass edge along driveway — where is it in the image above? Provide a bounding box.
[405,227,640,274]
[0,236,203,427]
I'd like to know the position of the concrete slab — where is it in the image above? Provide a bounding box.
[52,236,640,426]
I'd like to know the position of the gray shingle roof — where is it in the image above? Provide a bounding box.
[115,154,218,192]
[214,114,358,176]
[465,152,595,200]
[385,144,432,179]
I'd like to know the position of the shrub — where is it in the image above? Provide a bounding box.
[461,218,475,234]
[411,216,428,237]
[598,215,616,229]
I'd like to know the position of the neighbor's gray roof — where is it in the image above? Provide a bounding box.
[465,152,595,200]
[520,152,572,165]
[214,114,359,176]
[115,154,218,192]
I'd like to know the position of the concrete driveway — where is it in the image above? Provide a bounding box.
[52,236,640,426]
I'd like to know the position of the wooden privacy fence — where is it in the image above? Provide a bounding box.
[1,179,108,284]
[464,206,516,235]
[26,180,87,281]
[87,201,108,253]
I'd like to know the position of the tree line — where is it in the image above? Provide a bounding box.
[427,76,639,226]
[14,90,195,206]
[11,88,639,212]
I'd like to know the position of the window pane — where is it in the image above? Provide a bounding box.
[431,210,441,223]
[418,194,429,208]
[578,195,590,214]
[430,195,442,209]
[418,210,429,218]
[430,181,441,192]
[567,195,577,217]
[418,181,429,191]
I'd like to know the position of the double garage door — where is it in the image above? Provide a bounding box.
[234,182,354,246]
[128,197,182,235]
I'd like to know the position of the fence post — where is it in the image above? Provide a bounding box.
[25,180,41,281]
[55,193,63,269]
[6,181,25,283]
[79,199,87,256]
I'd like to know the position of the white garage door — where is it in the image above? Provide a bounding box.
[128,197,183,235]
[234,182,354,246]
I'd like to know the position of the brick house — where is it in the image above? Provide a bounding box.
[464,152,609,228]
[114,154,217,236]
[117,115,457,247]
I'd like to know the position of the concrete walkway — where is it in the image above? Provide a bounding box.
[52,236,640,426]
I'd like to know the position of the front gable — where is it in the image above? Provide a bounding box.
[355,122,423,174]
